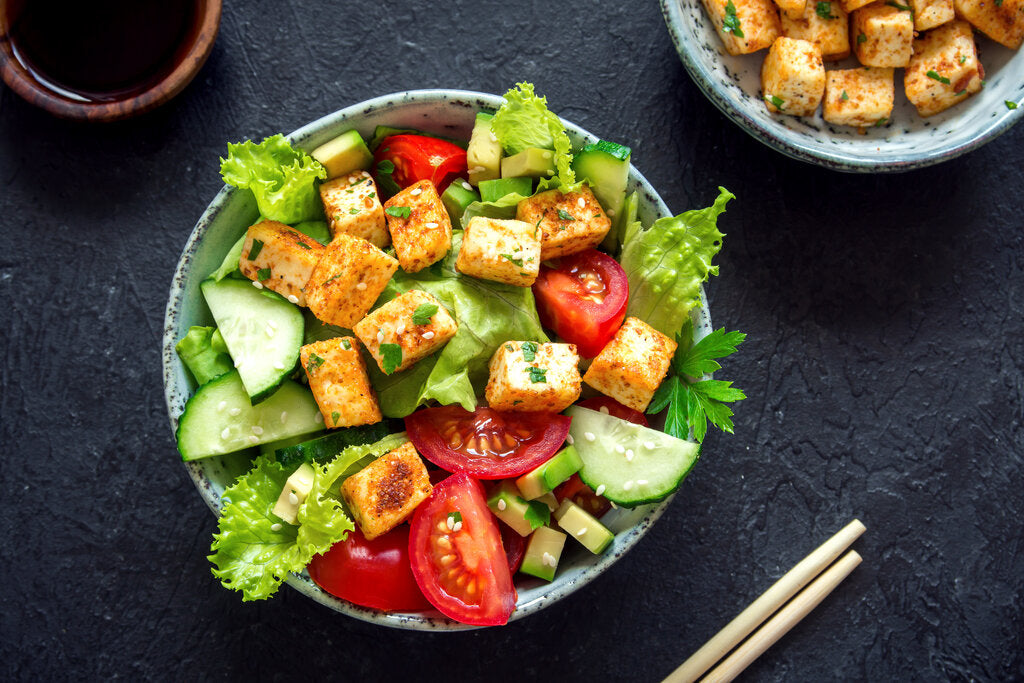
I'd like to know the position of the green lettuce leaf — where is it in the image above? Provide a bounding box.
[175,326,233,385]
[220,134,327,224]
[459,191,531,229]
[491,82,577,192]
[620,187,734,337]
[208,432,407,601]
[369,233,549,416]
[208,235,246,282]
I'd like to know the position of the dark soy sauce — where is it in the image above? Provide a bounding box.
[4,0,200,102]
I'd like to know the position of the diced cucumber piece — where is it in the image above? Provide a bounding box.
[573,140,631,247]
[500,148,555,179]
[441,181,479,225]
[175,326,233,386]
[566,405,700,507]
[516,445,583,500]
[259,432,322,457]
[487,480,547,537]
[274,422,395,468]
[536,491,559,512]
[520,526,567,581]
[176,372,323,461]
[467,112,502,185]
[311,129,374,179]
[479,176,532,203]
[201,278,304,403]
[271,463,316,524]
[554,499,614,554]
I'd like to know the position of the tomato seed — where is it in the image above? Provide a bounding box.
[440,554,456,566]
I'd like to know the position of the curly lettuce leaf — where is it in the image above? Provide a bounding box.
[175,326,233,385]
[369,234,548,416]
[491,82,577,192]
[220,134,326,224]
[208,432,407,601]
[620,187,734,337]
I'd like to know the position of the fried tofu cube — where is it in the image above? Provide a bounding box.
[841,0,875,11]
[702,0,782,54]
[852,3,915,67]
[775,0,808,20]
[300,337,382,428]
[455,217,541,287]
[515,185,612,260]
[238,220,323,307]
[761,37,826,115]
[912,0,955,29]
[582,317,677,413]
[305,234,399,329]
[485,342,582,412]
[954,0,1024,48]
[383,180,453,273]
[905,21,983,117]
[340,442,432,540]
[823,67,895,127]
[780,1,850,60]
[353,290,458,374]
[320,171,389,248]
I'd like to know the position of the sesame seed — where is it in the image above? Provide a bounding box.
[280,411,288,424]
[461,181,473,191]
[229,408,241,417]
[637,479,648,485]
[273,361,285,370]
[576,527,587,537]
[584,431,596,442]
[446,516,455,531]
[248,435,260,444]
[577,197,586,209]
[251,425,263,435]
[497,499,507,511]
[396,323,406,335]
[542,150,553,159]
[411,187,422,196]
[271,523,282,531]
[376,330,385,343]
[361,171,371,178]
[287,294,299,304]
[288,492,299,505]
[542,552,556,567]
[425,222,439,229]
[471,165,485,173]
[267,320,278,329]
[615,445,625,454]
[356,282,367,291]
[452,521,463,532]
[566,434,574,445]
[623,480,634,491]
[422,331,435,340]
[220,428,231,440]
[251,280,264,290]
[643,441,656,450]
[626,449,634,459]
[610,501,619,509]
[607,209,616,217]
[265,325,276,338]
[546,169,555,175]
[216,401,227,412]
[489,131,498,142]
[600,406,610,414]
[595,484,606,496]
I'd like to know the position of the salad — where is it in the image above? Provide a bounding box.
[173,83,746,627]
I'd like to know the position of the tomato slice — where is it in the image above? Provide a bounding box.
[500,523,526,574]
[308,526,431,612]
[555,473,612,519]
[532,249,628,358]
[405,405,571,479]
[373,134,467,193]
[578,396,649,426]
[409,473,517,626]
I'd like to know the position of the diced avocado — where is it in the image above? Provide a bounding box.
[554,499,614,554]
[516,445,584,500]
[500,147,556,179]
[519,526,567,582]
[271,463,316,524]
[487,480,541,537]
[311,130,374,179]
[441,181,480,225]
[292,220,331,245]
[573,140,631,248]
[478,176,533,203]
[467,112,502,185]
[175,326,233,385]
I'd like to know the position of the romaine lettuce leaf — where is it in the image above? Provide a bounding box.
[208,432,407,601]
[220,134,326,224]
[175,326,233,385]
[491,82,577,193]
[620,187,734,337]
[368,233,549,416]
[459,191,530,229]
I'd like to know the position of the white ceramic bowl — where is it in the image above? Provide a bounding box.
[162,89,713,630]
[661,0,1024,171]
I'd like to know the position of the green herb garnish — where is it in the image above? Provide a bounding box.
[926,70,951,85]
[766,94,785,109]
[307,353,325,372]
[412,303,439,326]
[959,55,968,64]
[500,253,525,267]
[857,33,867,44]
[447,511,463,527]
[247,239,264,260]
[385,206,412,218]
[815,1,836,18]
[377,159,395,174]
[519,497,550,530]
[527,366,547,383]
[875,117,888,127]
[380,343,403,375]
[1007,100,1019,110]
[521,341,538,362]
[841,90,849,101]
[349,208,360,214]
[723,0,745,37]
[557,209,576,221]
[257,268,271,281]
[331,411,340,425]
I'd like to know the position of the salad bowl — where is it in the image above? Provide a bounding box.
[162,89,713,630]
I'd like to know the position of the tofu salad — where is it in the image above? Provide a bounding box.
[174,83,745,626]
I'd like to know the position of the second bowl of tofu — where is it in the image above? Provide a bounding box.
[661,0,1024,171]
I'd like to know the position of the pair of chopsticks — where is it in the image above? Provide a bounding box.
[664,519,866,683]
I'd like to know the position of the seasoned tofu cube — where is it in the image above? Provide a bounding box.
[305,234,399,329]
[780,1,850,60]
[340,442,433,540]
[851,3,914,67]
[383,180,453,273]
[912,0,955,29]
[485,341,582,412]
[238,220,323,307]
[515,185,612,260]
[905,21,983,117]
[823,67,895,127]
[954,0,1024,48]
[774,0,808,20]
[841,0,874,11]
[761,37,826,116]
[582,317,677,413]
[455,217,541,287]
[320,171,388,248]
[353,290,458,374]
[300,337,382,428]
[702,0,782,54]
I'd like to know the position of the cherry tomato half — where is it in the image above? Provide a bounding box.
[405,405,571,479]
[578,397,649,426]
[500,523,526,574]
[555,473,612,519]
[409,472,517,626]
[532,249,628,358]
[308,526,431,612]
[373,134,467,193]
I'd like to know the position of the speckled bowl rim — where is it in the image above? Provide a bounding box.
[162,89,711,630]
[660,0,1023,172]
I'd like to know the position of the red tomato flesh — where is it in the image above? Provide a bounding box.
[308,526,431,612]
[578,396,649,426]
[405,405,571,479]
[555,473,612,519]
[373,134,467,193]
[500,523,526,574]
[409,472,517,626]
[532,249,628,358]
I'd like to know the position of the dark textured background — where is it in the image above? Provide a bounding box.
[2,1,1022,680]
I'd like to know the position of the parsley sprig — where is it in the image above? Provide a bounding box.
[723,0,745,37]
[647,320,747,443]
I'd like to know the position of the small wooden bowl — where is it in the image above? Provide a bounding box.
[0,0,221,122]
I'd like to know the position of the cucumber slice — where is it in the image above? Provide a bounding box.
[201,278,304,403]
[566,406,700,507]
[274,422,396,468]
[604,190,638,253]
[176,372,323,461]
[572,140,631,247]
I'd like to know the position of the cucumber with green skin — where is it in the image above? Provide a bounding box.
[274,422,399,468]
[572,140,631,249]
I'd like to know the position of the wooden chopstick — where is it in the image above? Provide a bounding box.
[702,550,863,682]
[664,519,866,683]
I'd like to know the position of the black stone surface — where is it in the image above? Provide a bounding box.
[2,1,1022,680]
